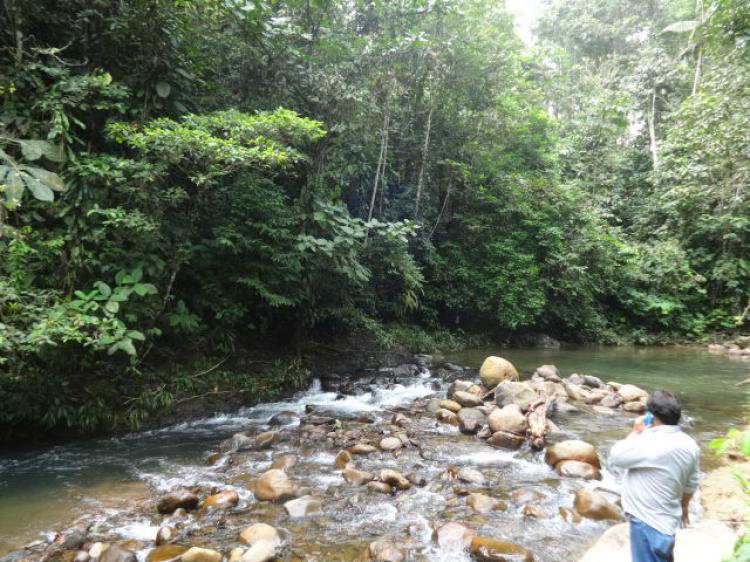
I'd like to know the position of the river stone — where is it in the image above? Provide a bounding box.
[202,489,239,511]
[335,450,353,468]
[367,481,393,494]
[219,432,255,452]
[350,443,378,455]
[240,523,280,547]
[100,545,137,562]
[240,540,277,562]
[448,380,485,399]
[426,398,443,413]
[479,356,520,389]
[270,453,298,471]
[623,400,647,413]
[467,493,507,513]
[458,408,486,434]
[89,543,107,559]
[436,408,459,425]
[487,404,527,434]
[146,544,187,562]
[494,381,537,412]
[440,399,463,413]
[433,522,477,551]
[391,413,410,427]
[156,490,199,514]
[545,440,600,468]
[559,506,582,523]
[343,467,374,485]
[522,504,547,518]
[486,431,525,449]
[511,488,547,504]
[470,536,533,562]
[585,388,610,404]
[155,526,176,546]
[533,364,561,382]
[618,384,648,403]
[574,489,625,521]
[181,547,221,562]
[254,469,296,501]
[380,469,411,490]
[71,551,90,562]
[565,383,593,402]
[379,437,403,452]
[458,467,485,485]
[284,495,321,518]
[453,390,483,408]
[268,410,298,426]
[369,541,405,562]
[555,459,601,480]
[600,393,622,409]
[254,431,276,448]
[228,548,244,562]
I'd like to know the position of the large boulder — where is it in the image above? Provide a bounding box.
[555,460,601,480]
[254,469,296,501]
[487,404,527,435]
[495,381,537,412]
[480,357,519,389]
[470,537,533,562]
[156,490,199,514]
[457,408,486,434]
[618,384,648,403]
[545,440,600,468]
[574,489,625,521]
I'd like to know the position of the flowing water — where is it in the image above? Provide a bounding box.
[0,346,748,561]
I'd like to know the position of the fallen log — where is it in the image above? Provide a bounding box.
[527,391,553,450]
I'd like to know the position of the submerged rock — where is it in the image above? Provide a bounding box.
[343,467,374,485]
[511,488,547,504]
[271,453,298,471]
[146,544,188,562]
[457,467,485,485]
[433,522,477,551]
[470,536,533,562]
[239,523,280,547]
[479,356,519,389]
[467,493,507,513]
[156,490,199,514]
[201,489,239,511]
[284,495,321,518]
[369,540,405,562]
[367,481,393,494]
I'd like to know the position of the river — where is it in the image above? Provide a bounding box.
[0,346,747,561]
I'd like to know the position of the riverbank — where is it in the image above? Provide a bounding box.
[2,348,747,562]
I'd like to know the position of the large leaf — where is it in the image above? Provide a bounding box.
[155,81,172,98]
[24,175,54,202]
[21,165,65,191]
[3,171,25,208]
[662,20,698,33]
[19,140,65,162]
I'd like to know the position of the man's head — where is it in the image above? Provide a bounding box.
[647,390,681,425]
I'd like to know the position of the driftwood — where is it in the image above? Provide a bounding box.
[736,378,750,387]
[526,391,553,450]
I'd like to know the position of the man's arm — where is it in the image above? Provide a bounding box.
[681,446,701,528]
[680,492,693,528]
[609,416,652,469]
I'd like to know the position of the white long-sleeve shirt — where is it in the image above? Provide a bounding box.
[609,424,701,535]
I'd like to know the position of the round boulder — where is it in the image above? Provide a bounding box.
[487,404,527,435]
[457,408,486,435]
[495,381,537,412]
[453,391,483,408]
[618,384,648,403]
[545,440,600,468]
[432,522,477,551]
[156,490,199,514]
[556,460,601,480]
[240,523,280,547]
[574,489,625,521]
[486,431,525,449]
[480,356,519,389]
[254,469,296,501]
[470,537,533,562]
[201,489,239,511]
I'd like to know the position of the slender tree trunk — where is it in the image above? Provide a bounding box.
[648,88,658,170]
[367,112,389,223]
[429,180,451,239]
[692,45,703,95]
[414,101,433,217]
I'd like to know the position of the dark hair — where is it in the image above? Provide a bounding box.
[647,390,681,425]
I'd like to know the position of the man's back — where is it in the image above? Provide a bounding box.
[610,425,701,535]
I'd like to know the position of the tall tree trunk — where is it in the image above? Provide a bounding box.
[414,101,433,217]
[365,111,389,244]
[429,180,451,239]
[692,45,703,95]
[648,88,659,170]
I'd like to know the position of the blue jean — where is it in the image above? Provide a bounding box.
[629,515,676,562]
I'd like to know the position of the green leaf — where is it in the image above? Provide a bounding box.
[126,330,146,341]
[132,283,157,296]
[105,300,120,314]
[3,171,25,208]
[94,281,112,298]
[24,175,54,202]
[155,81,172,98]
[20,141,44,161]
[20,166,65,191]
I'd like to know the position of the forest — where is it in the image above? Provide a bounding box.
[0,0,748,434]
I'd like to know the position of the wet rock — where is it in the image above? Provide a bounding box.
[511,488,547,504]
[550,399,579,416]
[479,357,519,389]
[494,381,537,412]
[522,504,547,518]
[559,506,582,523]
[618,384,648,403]
[343,467,374,485]
[440,399,463,413]
[202,489,239,511]
[254,469,296,501]
[380,469,411,490]
[367,481,393,494]
[240,523,281,547]
[335,450,353,468]
[584,388,610,404]
[284,495,322,518]
[444,362,464,372]
[100,545,137,562]
[564,383,593,402]
[556,460,601,480]
[448,380,485,399]
[156,490,199,514]
[470,536,533,562]
[415,354,433,366]
[89,543,106,559]
[533,365,561,382]
[379,437,403,452]
[477,426,493,440]
[545,440,600,468]
[406,473,427,487]
[436,408,459,426]
[228,548,244,562]
[592,405,615,416]
[426,398,443,413]
[607,381,623,391]
[255,431,276,448]
[155,526,176,546]
[271,453,298,471]
[73,551,91,562]
[240,540,277,562]
[458,467,485,485]
[369,541,405,562]
[181,547,222,562]
[146,544,187,562]
[468,493,507,513]
[433,522,477,551]
[623,400,647,413]
[391,413,410,427]
[599,393,622,409]
[574,489,625,521]
[350,443,378,455]
[219,432,255,453]
[393,364,417,377]
[487,404,527,434]
[458,408,486,434]
[268,410,298,426]
[486,431,525,449]
[453,390,483,408]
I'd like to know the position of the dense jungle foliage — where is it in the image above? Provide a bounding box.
[0,0,748,433]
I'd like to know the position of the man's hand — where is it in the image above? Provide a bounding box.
[681,509,690,528]
[681,492,693,528]
[632,415,647,434]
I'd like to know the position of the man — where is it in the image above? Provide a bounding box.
[609,390,701,562]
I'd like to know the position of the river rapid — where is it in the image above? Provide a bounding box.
[1,346,748,561]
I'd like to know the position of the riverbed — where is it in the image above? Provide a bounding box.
[1,346,747,560]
